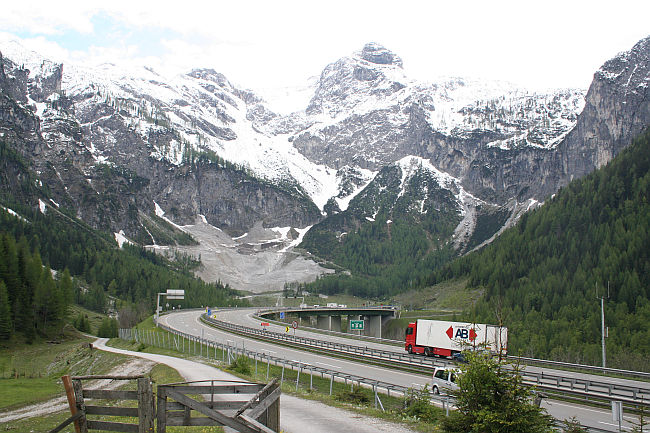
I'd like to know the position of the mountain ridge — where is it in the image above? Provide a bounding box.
[1,36,648,291]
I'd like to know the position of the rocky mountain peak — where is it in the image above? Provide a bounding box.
[596,35,649,84]
[187,68,232,88]
[304,43,409,117]
[559,34,650,177]
[359,42,403,68]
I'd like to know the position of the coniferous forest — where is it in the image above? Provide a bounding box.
[0,203,246,342]
[426,129,650,370]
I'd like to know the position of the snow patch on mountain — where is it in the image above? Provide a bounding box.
[1,206,29,222]
[114,230,133,248]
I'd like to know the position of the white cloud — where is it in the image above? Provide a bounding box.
[1,0,649,91]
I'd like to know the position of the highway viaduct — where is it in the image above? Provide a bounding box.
[258,306,397,338]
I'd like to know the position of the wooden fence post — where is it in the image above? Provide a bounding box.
[61,375,81,433]
[138,377,154,433]
[156,386,167,433]
[267,382,280,432]
[72,379,88,433]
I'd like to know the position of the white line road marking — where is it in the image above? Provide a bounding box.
[599,422,631,430]
[547,400,635,420]
[315,362,341,369]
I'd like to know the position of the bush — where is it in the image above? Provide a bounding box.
[442,351,554,433]
[73,313,91,333]
[336,386,370,404]
[229,356,251,375]
[562,417,587,432]
[403,385,440,423]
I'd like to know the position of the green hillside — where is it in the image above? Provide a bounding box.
[427,129,650,370]
[0,200,246,342]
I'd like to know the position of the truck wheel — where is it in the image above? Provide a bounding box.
[407,345,413,354]
[424,347,431,357]
[432,385,439,395]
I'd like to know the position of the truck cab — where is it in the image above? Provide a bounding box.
[405,322,456,357]
[405,323,418,354]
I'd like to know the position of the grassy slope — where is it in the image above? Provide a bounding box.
[383,279,483,340]
[0,331,125,410]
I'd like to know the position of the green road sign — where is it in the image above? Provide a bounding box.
[350,320,364,330]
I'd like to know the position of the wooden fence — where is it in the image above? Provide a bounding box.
[50,375,280,433]
[51,374,153,433]
[157,378,280,433]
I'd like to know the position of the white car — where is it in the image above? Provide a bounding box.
[431,367,460,395]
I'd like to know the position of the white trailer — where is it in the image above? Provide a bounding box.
[405,319,507,357]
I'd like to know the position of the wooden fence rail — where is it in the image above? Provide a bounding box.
[156,379,280,433]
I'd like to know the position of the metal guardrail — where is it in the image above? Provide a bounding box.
[256,308,650,381]
[122,321,633,432]
[510,355,650,381]
[204,315,450,370]
[119,325,454,415]
[201,315,650,408]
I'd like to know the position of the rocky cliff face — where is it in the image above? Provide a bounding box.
[559,36,650,182]
[0,48,321,244]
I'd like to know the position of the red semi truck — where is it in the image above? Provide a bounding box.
[405,319,507,357]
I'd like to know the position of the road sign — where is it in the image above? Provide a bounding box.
[285,326,290,333]
[292,321,298,329]
[280,312,285,319]
[350,320,364,330]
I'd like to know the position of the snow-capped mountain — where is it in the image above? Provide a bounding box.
[272,43,585,175]
[1,35,648,290]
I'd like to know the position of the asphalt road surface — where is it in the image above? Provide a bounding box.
[160,309,641,432]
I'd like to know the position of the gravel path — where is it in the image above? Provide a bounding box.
[0,356,156,423]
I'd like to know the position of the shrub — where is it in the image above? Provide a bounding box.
[403,385,440,423]
[336,386,370,404]
[229,356,251,375]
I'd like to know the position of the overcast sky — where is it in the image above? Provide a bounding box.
[1,0,649,93]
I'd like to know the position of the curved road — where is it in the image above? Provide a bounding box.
[224,308,649,393]
[160,309,641,432]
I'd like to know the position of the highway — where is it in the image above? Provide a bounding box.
[224,308,650,401]
[159,308,642,432]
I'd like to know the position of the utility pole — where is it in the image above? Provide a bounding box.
[598,282,609,368]
[601,294,606,368]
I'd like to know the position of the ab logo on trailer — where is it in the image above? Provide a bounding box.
[446,326,477,341]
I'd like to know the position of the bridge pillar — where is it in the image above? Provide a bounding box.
[330,315,341,332]
[367,315,381,338]
[381,314,393,330]
[316,315,330,330]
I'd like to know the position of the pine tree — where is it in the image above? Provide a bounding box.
[0,281,12,340]
[442,351,554,433]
